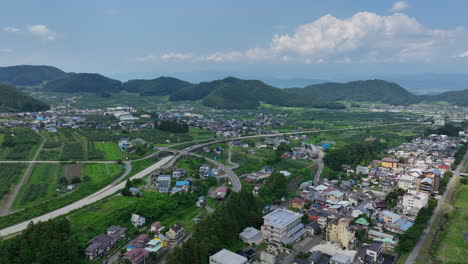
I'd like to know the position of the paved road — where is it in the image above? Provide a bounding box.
[313,150,324,186]
[0,160,119,164]
[0,122,416,236]
[0,132,45,215]
[0,155,174,237]
[281,235,323,264]
[405,148,468,264]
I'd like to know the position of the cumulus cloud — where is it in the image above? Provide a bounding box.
[137,12,466,64]
[27,24,56,41]
[390,1,409,12]
[3,27,20,33]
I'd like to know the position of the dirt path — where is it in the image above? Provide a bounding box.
[0,132,45,215]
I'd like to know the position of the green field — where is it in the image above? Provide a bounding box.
[13,164,61,209]
[67,191,199,247]
[0,164,26,201]
[0,163,124,228]
[88,142,124,160]
[434,184,468,263]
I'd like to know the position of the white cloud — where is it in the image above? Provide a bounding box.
[456,50,468,58]
[137,12,466,64]
[27,24,56,41]
[390,1,409,13]
[3,27,20,33]
[136,53,194,62]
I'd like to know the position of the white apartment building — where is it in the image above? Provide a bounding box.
[402,190,429,215]
[398,175,418,190]
[261,208,306,245]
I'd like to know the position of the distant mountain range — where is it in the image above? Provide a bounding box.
[0,65,467,109]
[0,84,49,112]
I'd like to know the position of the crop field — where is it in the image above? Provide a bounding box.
[63,164,82,181]
[0,128,41,160]
[0,164,26,200]
[82,163,122,186]
[434,184,468,263]
[13,164,61,209]
[232,146,276,175]
[197,143,229,165]
[88,142,123,160]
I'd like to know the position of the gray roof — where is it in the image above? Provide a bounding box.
[263,208,302,229]
[210,249,247,264]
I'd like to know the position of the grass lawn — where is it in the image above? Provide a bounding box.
[13,164,61,209]
[128,158,158,178]
[90,141,124,160]
[83,163,122,186]
[434,184,468,263]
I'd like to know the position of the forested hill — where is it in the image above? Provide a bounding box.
[122,77,193,96]
[0,65,67,86]
[419,89,468,107]
[288,80,420,105]
[0,84,50,112]
[44,73,123,95]
[169,77,345,109]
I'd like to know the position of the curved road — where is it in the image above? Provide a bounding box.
[0,156,174,237]
[0,122,416,237]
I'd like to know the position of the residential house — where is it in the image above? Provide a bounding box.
[166,223,185,244]
[210,249,248,264]
[239,227,263,246]
[216,186,228,200]
[85,234,113,261]
[290,197,306,210]
[330,253,352,264]
[106,225,127,243]
[157,174,171,193]
[150,222,165,234]
[402,190,429,215]
[123,248,150,264]
[131,214,146,228]
[381,157,399,169]
[356,241,384,264]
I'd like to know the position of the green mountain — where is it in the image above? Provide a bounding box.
[169,77,344,109]
[0,65,67,86]
[122,77,193,96]
[0,84,49,112]
[44,73,122,94]
[288,80,420,105]
[420,89,468,107]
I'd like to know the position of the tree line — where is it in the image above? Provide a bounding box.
[165,190,263,264]
[155,119,189,133]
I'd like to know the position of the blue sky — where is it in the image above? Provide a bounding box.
[1,0,468,80]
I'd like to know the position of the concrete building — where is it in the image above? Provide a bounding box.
[398,175,418,190]
[239,227,263,245]
[210,249,248,264]
[402,190,429,215]
[261,208,306,245]
[325,218,355,249]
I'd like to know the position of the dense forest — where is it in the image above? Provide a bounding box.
[0,84,50,112]
[122,76,193,96]
[155,119,189,133]
[2,65,468,108]
[0,65,67,86]
[44,73,123,95]
[0,219,79,264]
[288,79,420,105]
[166,190,263,264]
[324,140,390,171]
